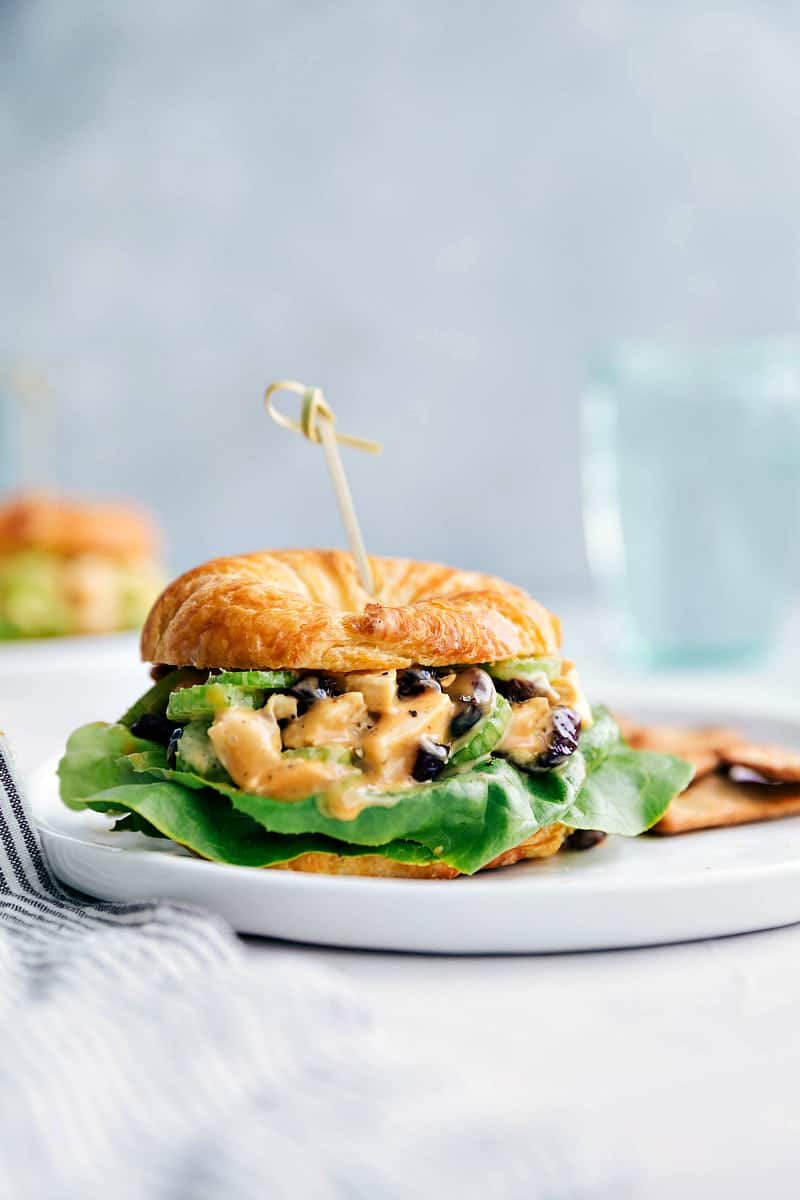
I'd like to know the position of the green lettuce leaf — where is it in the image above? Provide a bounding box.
[562,746,694,835]
[58,723,161,810]
[93,755,577,875]
[112,811,168,837]
[576,706,623,770]
[87,780,437,868]
[556,705,694,834]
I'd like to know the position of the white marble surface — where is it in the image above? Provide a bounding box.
[3,606,800,1195]
[257,927,800,1197]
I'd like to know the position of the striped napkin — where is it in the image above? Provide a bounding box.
[0,735,538,1198]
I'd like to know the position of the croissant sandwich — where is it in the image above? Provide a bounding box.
[58,550,693,877]
[0,493,163,639]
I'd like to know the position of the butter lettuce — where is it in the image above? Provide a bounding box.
[57,708,693,874]
[84,780,438,869]
[58,722,161,809]
[560,708,693,835]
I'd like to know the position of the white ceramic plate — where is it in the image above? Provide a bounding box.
[27,698,800,954]
[0,630,138,673]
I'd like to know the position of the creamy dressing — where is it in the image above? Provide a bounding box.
[323,778,412,821]
[239,756,353,802]
[358,688,454,785]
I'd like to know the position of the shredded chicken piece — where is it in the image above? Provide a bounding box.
[499,696,552,761]
[344,669,397,714]
[265,693,298,722]
[282,692,369,749]
[209,704,351,799]
[209,705,282,790]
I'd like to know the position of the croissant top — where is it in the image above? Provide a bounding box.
[141,549,561,672]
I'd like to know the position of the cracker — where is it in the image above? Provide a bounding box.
[653,773,800,835]
[618,717,740,781]
[718,740,800,784]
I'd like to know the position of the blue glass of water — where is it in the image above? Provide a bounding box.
[582,340,800,668]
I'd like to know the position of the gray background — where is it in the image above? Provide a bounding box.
[2,0,799,605]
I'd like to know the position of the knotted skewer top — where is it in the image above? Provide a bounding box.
[264,380,383,595]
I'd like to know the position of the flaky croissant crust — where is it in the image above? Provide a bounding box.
[141,549,561,671]
[273,824,569,878]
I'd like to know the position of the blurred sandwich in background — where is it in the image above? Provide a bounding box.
[0,493,164,639]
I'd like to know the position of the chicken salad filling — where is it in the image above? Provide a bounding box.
[134,658,591,804]
[58,659,693,874]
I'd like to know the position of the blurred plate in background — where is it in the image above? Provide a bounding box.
[0,629,140,673]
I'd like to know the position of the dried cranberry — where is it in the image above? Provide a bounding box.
[449,701,482,740]
[289,673,341,715]
[537,707,582,768]
[412,737,449,782]
[496,678,543,704]
[397,668,441,699]
[444,667,494,708]
[130,714,176,745]
[565,829,607,851]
